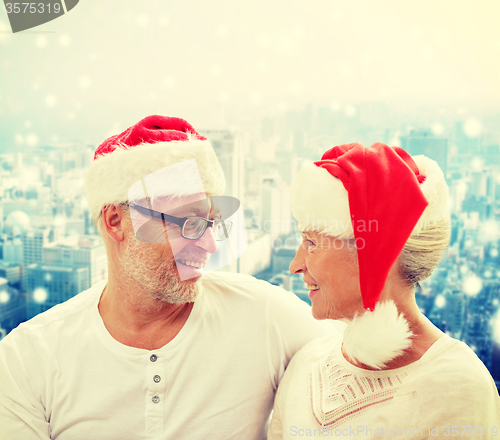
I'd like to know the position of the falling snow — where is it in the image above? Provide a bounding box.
[33,288,48,303]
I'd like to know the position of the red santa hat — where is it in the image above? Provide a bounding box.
[84,115,226,221]
[290,142,450,368]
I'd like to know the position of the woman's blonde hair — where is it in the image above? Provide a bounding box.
[398,218,451,285]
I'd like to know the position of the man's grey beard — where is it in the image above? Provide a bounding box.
[120,234,200,304]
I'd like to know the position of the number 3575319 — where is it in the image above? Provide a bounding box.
[5,3,62,14]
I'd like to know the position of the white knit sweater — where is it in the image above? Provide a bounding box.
[268,333,500,439]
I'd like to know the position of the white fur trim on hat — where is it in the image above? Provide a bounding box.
[342,300,413,369]
[290,155,450,238]
[290,163,353,238]
[411,155,450,234]
[84,138,226,222]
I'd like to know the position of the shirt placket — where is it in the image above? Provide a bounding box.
[146,353,165,434]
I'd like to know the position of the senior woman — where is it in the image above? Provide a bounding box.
[268,143,500,438]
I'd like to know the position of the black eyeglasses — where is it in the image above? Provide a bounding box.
[130,204,232,241]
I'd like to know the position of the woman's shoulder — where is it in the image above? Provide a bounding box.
[408,335,500,424]
[414,334,499,401]
[418,335,492,379]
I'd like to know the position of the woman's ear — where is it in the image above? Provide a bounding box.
[102,205,128,243]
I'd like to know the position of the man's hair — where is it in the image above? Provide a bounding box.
[398,218,451,285]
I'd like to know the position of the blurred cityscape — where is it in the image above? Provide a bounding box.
[1,102,500,391]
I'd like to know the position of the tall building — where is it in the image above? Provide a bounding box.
[22,228,51,265]
[43,235,107,286]
[443,289,466,338]
[238,231,272,276]
[259,178,292,240]
[455,122,480,155]
[200,130,244,200]
[0,278,26,334]
[26,264,89,318]
[400,130,448,177]
[2,238,23,265]
[20,233,106,320]
[0,260,22,288]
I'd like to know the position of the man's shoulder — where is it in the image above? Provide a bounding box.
[200,271,317,321]
[200,271,296,301]
[277,334,343,389]
[3,280,105,343]
[201,271,271,287]
[292,333,343,364]
[199,272,342,333]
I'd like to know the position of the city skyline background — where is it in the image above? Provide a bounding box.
[2,100,500,388]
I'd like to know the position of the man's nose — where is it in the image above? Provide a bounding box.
[289,245,306,273]
[195,225,218,254]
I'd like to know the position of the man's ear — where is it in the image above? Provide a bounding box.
[102,205,128,243]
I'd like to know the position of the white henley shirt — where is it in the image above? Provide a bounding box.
[0,271,338,440]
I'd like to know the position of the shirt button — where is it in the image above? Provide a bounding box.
[153,375,161,383]
[150,354,157,362]
[152,395,160,404]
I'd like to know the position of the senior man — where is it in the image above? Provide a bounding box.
[0,116,334,440]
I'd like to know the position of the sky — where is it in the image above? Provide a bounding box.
[0,0,499,149]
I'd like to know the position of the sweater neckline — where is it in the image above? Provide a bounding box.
[335,332,452,377]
